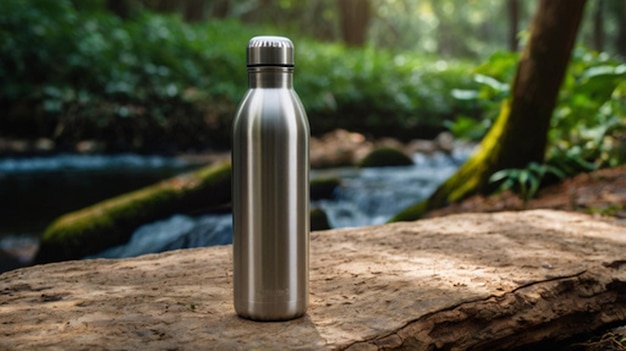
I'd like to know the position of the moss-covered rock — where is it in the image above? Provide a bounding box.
[35,162,232,264]
[310,207,331,231]
[359,147,414,168]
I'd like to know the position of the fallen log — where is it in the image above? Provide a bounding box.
[2,210,625,350]
[35,162,340,264]
[34,162,232,264]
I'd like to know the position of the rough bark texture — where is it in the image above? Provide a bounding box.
[3,210,625,350]
[592,0,605,52]
[338,0,371,47]
[614,0,626,57]
[391,0,587,222]
[183,0,208,22]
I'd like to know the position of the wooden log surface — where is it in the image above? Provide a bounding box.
[1,210,625,350]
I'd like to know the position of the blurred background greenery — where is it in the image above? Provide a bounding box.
[1,0,623,155]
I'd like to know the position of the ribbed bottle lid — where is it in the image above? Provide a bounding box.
[247,36,294,67]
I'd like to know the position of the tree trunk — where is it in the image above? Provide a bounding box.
[614,0,626,57]
[142,0,181,13]
[338,0,371,47]
[508,0,519,51]
[593,0,605,52]
[183,0,208,22]
[35,163,232,264]
[431,0,454,57]
[106,0,132,18]
[210,0,231,19]
[391,0,587,222]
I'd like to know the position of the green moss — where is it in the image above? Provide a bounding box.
[35,162,232,264]
[584,204,625,217]
[359,147,414,168]
[35,163,340,263]
[388,201,429,223]
[389,101,512,222]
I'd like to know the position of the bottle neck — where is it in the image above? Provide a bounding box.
[247,66,293,88]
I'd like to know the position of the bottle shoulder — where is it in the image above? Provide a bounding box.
[235,89,306,117]
[233,89,309,136]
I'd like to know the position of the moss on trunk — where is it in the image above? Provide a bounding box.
[391,102,512,222]
[390,0,587,222]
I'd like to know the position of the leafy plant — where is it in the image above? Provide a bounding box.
[445,51,517,141]
[489,162,566,201]
[549,49,626,170]
[452,46,626,198]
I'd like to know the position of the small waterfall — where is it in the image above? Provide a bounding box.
[88,214,233,259]
[313,148,471,228]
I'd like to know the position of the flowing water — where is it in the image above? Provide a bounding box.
[89,146,473,259]
[0,146,473,267]
[0,153,194,270]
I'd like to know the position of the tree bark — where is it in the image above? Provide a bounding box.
[142,0,181,14]
[391,0,587,222]
[106,0,132,18]
[431,0,454,57]
[210,0,231,19]
[183,0,208,22]
[508,0,519,51]
[593,0,605,52]
[338,0,371,47]
[614,0,626,57]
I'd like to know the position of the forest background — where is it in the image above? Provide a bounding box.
[2,0,624,158]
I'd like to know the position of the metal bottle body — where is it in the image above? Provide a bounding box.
[232,66,310,321]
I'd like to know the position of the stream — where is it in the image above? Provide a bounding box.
[88,147,473,259]
[0,146,473,268]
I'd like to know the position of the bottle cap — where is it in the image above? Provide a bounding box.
[247,36,294,67]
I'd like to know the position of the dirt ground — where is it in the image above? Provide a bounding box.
[427,164,626,223]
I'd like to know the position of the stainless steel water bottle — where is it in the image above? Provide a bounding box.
[232,36,310,321]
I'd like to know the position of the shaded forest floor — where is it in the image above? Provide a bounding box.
[427,163,626,225]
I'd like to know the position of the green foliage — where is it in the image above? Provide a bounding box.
[549,48,626,170]
[0,0,479,152]
[489,162,566,201]
[298,44,476,139]
[445,51,517,141]
[0,0,253,151]
[449,47,626,175]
